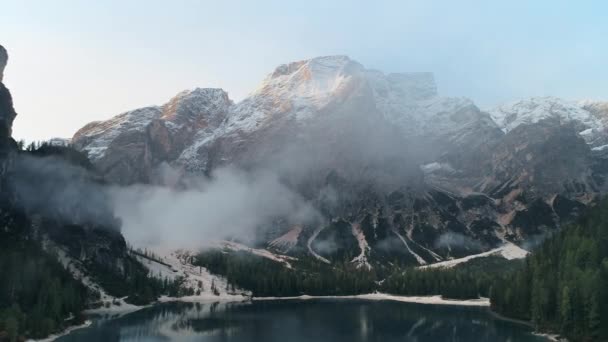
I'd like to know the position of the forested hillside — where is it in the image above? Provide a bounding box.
[195,247,520,299]
[195,250,377,297]
[0,143,169,341]
[491,199,608,341]
[0,231,89,340]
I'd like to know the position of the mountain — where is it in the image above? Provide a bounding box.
[72,55,608,269]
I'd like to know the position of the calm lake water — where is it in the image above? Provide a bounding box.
[58,299,547,342]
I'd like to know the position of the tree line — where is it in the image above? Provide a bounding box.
[195,250,377,297]
[194,248,516,300]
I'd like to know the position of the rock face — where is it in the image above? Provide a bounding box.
[73,55,608,266]
[0,45,15,144]
[0,44,7,83]
[0,44,130,276]
[0,44,17,187]
[73,88,231,184]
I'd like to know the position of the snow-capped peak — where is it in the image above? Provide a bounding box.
[161,88,232,129]
[162,88,232,119]
[222,56,367,132]
[489,96,603,134]
[251,55,364,104]
[73,87,232,162]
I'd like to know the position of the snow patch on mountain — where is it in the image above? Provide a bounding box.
[255,55,362,107]
[421,162,455,174]
[219,240,298,269]
[367,69,489,140]
[136,249,251,301]
[350,223,372,270]
[308,227,331,264]
[73,88,231,163]
[224,55,364,133]
[592,144,608,152]
[489,97,604,140]
[75,106,161,161]
[419,243,528,269]
[393,229,427,265]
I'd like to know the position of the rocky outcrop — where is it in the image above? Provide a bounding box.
[73,88,231,184]
[0,44,17,192]
[0,45,15,144]
[0,44,7,83]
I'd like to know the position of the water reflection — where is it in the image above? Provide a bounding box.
[58,300,547,342]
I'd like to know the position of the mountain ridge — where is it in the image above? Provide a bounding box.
[70,55,608,269]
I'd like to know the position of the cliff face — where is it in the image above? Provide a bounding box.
[0,44,7,83]
[0,45,14,141]
[0,83,15,140]
[0,44,129,277]
[72,88,232,184]
[0,44,17,192]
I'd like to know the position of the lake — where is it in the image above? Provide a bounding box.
[57,299,548,341]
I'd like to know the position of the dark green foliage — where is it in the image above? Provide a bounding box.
[380,268,488,299]
[87,254,167,306]
[380,256,519,300]
[195,250,377,297]
[491,199,608,341]
[510,199,555,236]
[25,142,94,170]
[195,249,516,300]
[86,248,190,305]
[0,236,88,340]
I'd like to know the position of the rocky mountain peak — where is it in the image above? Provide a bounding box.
[256,56,438,107]
[251,55,365,109]
[489,96,603,134]
[0,44,7,83]
[580,100,608,125]
[161,88,232,127]
[267,55,360,80]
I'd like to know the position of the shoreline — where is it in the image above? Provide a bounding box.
[252,293,491,306]
[40,293,564,341]
[29,319,92,342]
[532,333,562,342]
[83,293,250,316]
[158,294,251,304]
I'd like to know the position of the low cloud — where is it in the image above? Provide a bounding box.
[9,155,322,251]
[111,166,322,250]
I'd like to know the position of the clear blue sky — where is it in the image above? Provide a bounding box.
[2,0,607,141]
